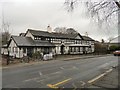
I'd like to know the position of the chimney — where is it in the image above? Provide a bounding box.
[47,24,52,33]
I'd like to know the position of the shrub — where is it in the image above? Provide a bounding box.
[32,51,44,60]
[109,45,119,51]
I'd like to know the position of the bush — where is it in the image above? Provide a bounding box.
[109,45,120,51]
[32,51,42,60]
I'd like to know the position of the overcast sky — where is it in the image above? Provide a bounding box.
[0,0,118,41]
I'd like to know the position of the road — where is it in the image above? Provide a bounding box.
[2,55,118,88]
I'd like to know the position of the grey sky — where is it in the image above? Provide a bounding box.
[0,0,118,41]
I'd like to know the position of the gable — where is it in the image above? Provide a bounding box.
[8,39,18,48]
[75,35,82,39]
[25,30,34,40]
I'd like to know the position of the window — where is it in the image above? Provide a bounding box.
[23,48,26,53]
[15,47,18,53]
[78,47,80,52]
[74,47,76,52]
[12,47,14,53]
[69,47,72,52]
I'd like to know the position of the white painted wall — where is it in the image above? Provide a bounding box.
[9,39,17,57]
[55,46,61,54]
[1,48,8,55]
[25,31,34,40]
[8,39,28,58]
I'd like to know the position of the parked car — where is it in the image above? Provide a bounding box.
[113,50,120,56]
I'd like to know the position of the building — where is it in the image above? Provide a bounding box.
[1,27,95,58]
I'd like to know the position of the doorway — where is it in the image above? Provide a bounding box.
[60,44,65,54]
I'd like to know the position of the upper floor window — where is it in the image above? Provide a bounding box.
[41,37,46,40]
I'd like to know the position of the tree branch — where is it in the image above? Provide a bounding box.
[114,1,120,8]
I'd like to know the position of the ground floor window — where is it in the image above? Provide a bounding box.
[23,48,26,53]
[15,47,18,53]
[78,47,80,52]
[70,47,72,52]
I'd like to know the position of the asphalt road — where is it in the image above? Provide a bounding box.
[2,55,118,88]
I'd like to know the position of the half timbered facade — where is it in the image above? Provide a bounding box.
[1,28,95,58]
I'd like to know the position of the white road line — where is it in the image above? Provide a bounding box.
[72,83,77,89]
[36,79,45,82]
[54,71,61,74]
[23,77,39,82]
[60,67,64,70]
[88,68,113,84]
[39,71,42,76]
[80,81,86,86]
[73,66,78,69]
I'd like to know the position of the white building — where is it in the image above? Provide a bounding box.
[1,28,95,58]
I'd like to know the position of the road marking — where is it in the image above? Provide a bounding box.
[54,71,61,74]
[47,78,72,88]
[23,77,39,82]
[60,67,64,70]
[72,83,77,90]
[39,71,42,76]
[73,66,78,69]
[36,79,46,85]
[80,81,86,86]
[88,68,113,84]
[106,68,113,73]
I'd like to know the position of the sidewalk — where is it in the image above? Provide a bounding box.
[1,54,111,69]
[87,66,119,89]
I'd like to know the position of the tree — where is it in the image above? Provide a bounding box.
[1,5,11,45]
[64,0,120,19]
[101,39,105,43]
[54,27,78,34]
[94,41,108,54]
[1,31,10,45]
[54,27,67,33]
[64,0,119,41]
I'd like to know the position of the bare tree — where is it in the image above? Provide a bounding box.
[1,4,11,45]
[64,0,119,25]
[64,0,120,19]
[64,0,119,41]
[54,27,67,33]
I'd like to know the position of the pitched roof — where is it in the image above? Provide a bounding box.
[11,36,55,47]
[27,29,83,39]
[19,33,25,36]
[82,36,95,41]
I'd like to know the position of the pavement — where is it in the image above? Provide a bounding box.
[1,54,111,69]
